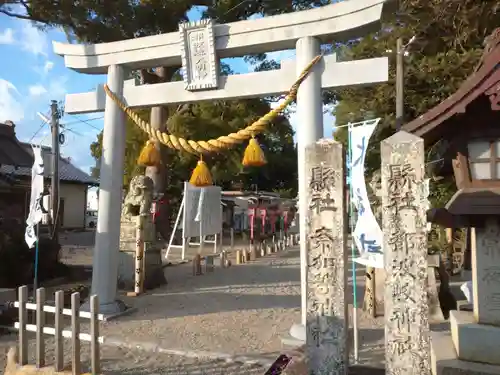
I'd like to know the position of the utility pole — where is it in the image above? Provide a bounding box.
[50,100,60,243]
[394,36,416,130]
[396,37,404,130]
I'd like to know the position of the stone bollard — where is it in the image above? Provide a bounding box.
[245,249,251,262]
[260,242,266,257]
[266,243,273,255]
[205,255,215,272]
[192,254,202,276]
[220,251,227,268]
[235,250,243,265]
[250,245,257,261]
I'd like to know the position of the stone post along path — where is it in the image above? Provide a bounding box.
[381,131,430,375]
[305,139,348,375]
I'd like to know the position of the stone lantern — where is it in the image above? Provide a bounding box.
[402,28,500,375]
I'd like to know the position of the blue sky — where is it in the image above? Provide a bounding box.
[0,7,335,175]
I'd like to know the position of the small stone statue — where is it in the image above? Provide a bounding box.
[122,175,154,218]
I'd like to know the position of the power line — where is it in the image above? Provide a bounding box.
[64,115,104,129]
[28,109,52,143]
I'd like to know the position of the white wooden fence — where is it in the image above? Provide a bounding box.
[13,285,103,374]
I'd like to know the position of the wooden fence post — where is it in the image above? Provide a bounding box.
[55,290,64,371]
[71,292,81,375]
[36,288,46,368]
[18,285,28,366]
[90,295,100,374]
[14,287,102,374]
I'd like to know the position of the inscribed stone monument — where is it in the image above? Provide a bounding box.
[445,217,500,369]
[472,218,500,326]
[381,131,430,375]
[305,139,348,375]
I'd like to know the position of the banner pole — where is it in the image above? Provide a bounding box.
[33,223,40,297]
[348,122,360,364]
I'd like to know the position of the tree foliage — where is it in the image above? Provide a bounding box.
[2,0,303,196]
[333,0,500,188]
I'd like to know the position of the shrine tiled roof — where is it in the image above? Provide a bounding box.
[0,143,98,186]
[0,122,34,168]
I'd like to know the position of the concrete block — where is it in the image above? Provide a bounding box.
[450,310,500,366]
[205,255,214,272]
[250,246,257,261]
[431,331,500,375]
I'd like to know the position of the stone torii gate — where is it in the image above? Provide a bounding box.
[53,0,392,327]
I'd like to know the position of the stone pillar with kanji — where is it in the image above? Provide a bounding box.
[304,139,348,375]
[381,131,430,375]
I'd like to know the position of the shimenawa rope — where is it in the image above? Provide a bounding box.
[103,54,323,155]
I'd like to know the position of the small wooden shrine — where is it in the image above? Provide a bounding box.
[403,28,500,227]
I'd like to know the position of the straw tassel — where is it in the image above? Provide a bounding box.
[189,156,213,187]
[242,136,266,167]
[137,140,161,167]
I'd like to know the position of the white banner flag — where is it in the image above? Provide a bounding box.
[349,119,384,269]
[25,146,45,248]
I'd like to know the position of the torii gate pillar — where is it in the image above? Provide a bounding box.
[295,36,324,332]
[91,64,127,314]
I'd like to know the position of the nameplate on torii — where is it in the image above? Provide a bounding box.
[179,19,219,91]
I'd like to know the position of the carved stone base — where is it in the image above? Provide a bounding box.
[118,246,166,290]
[118,215,166,290]
[431,331,500,375]
[451,311,500,366]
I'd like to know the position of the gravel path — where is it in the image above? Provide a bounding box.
[0,334,264,374]
[100,247,386,368]
[102,248,304,359]
[1,239,388,373]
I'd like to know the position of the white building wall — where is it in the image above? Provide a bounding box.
[87,188,99,211]
[59,183,87,229]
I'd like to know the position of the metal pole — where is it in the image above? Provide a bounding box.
[395,37,404,130]
[348,123,359,363]
[50,100,60,243]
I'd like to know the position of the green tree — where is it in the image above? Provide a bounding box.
[1,0,307,236]
[333,0,499,179]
